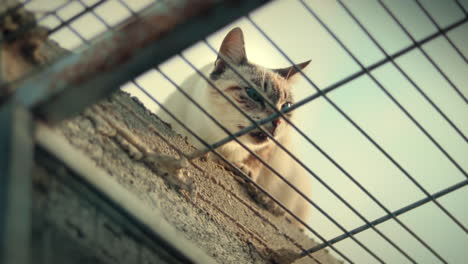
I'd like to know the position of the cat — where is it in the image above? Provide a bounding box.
[158,27,313,228]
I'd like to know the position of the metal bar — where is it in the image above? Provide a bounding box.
[46,0,109,36]
[455,0,468,16]
[4,0,270,123]
[193,15,468,150]
[114,0,138,15]
[48,4,100,45]
[35,122,218,264]
[377,0,467,104]
[73,0,122,32]
[413,0,467,63]
[133,78,352,263]
[302,179,468,255]
[0,101,34,264]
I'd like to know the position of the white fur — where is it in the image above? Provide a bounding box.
[158,64,252,162]
[157,63,314,227]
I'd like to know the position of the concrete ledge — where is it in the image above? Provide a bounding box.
[31,90,342,264]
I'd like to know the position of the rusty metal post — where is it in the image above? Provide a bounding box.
[0,100,33,264]
[6,0,269,123]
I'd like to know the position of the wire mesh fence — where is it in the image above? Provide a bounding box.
[1,0,467,263]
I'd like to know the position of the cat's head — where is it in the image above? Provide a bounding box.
[207,27,310,148]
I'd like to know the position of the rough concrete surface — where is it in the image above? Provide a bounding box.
[32,159,180,264]
[41,90,342,264]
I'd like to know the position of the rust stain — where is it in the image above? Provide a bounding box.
[54,0,216,87]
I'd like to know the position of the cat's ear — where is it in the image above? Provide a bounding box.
[213,27,247,74]
[274,60,311,80]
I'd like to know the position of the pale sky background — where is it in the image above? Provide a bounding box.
[26,0,468,263]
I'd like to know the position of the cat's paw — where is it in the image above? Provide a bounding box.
[231,162,254,183]
[246,182,286,216]
[234,162,253,176]
[216,158,253,181]
[267,200,286,216]
[115,134,143,160]
[84,108,117,137]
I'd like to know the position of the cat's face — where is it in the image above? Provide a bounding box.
[205,28,310,148]
[208,63,293,147]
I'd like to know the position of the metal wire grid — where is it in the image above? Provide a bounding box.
[149,9,468,263]
[138,2,466,263]
[146,1,466,263]
[134,1,466,262]
[2,0,467,263]
[251,2,466,259]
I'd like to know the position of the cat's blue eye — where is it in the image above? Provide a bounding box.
[246,87,263,103]
[281,102,292,111]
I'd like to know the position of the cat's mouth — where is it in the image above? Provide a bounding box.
[249,131,270,143]
[238,125,272,143]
